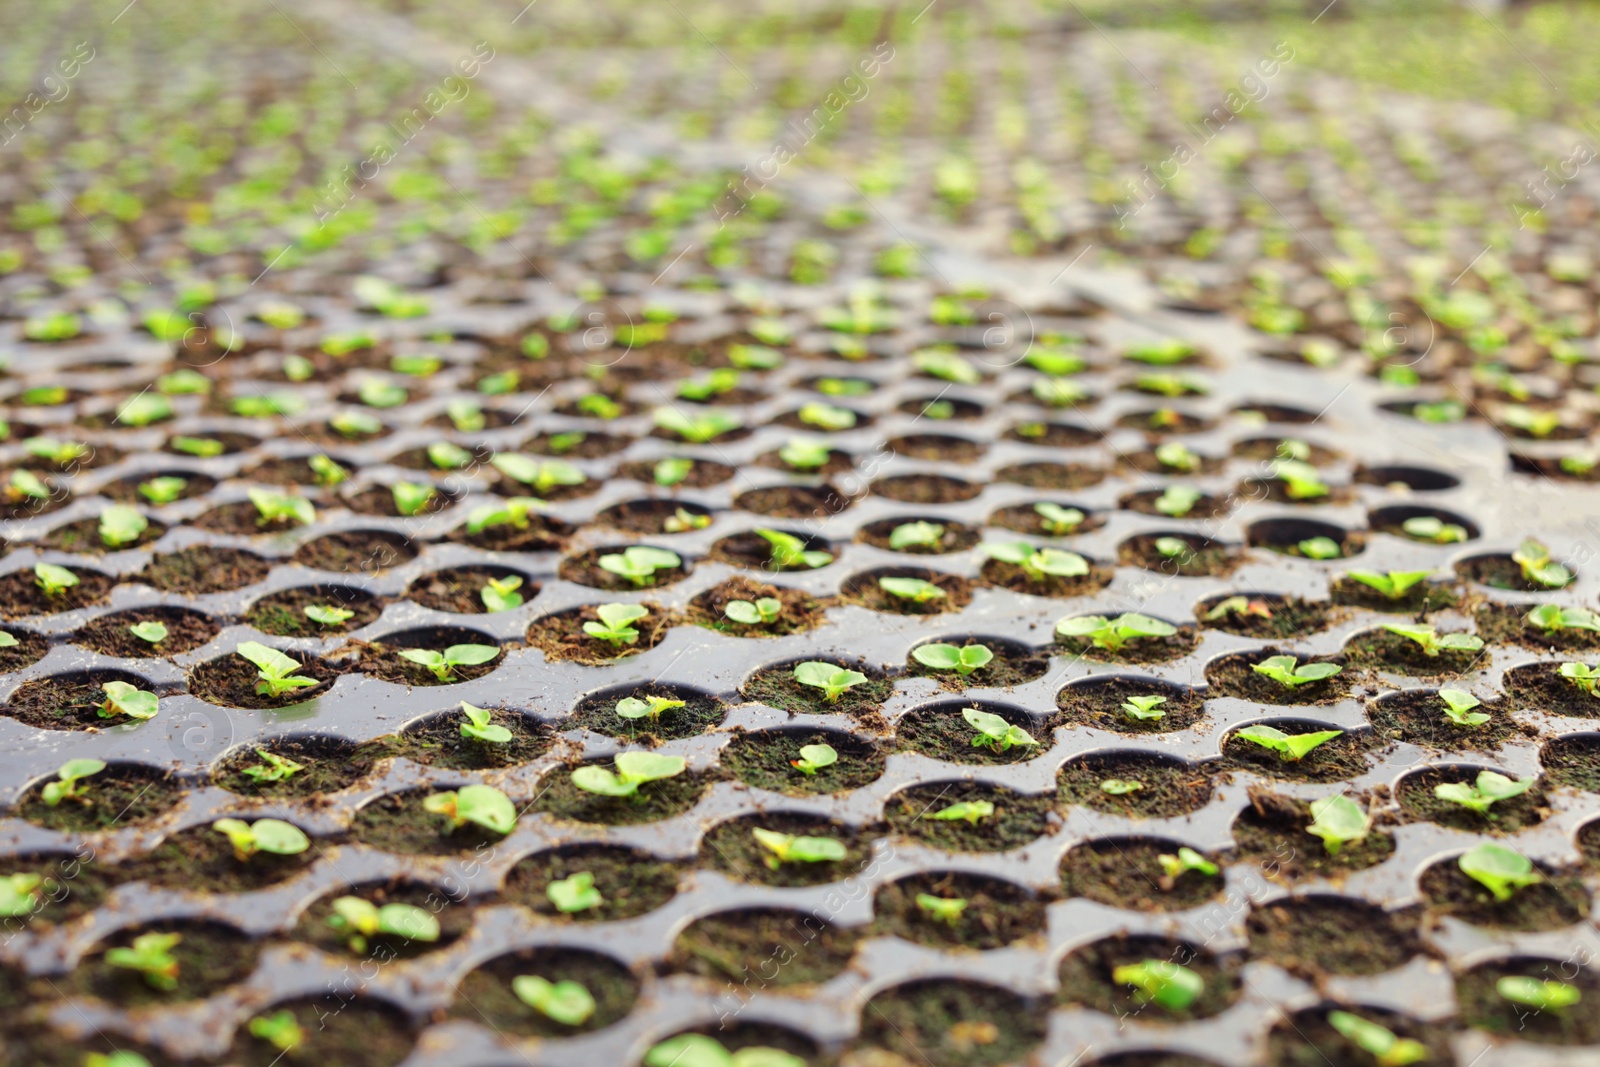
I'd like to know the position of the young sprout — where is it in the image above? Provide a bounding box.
[41,758,105,806]
[1558,661,1600,696]
[1147,485,1200,518]
[1252,655,1342,688]
[547,871,603,913]
[212,817,310,861]
[105,931,182,991]
[1326,1011,1428,1067]
[1525,603,1600,634]
[616,695,687,721]
[1401,516,1467,543]
[423,784,517,836]
[1434,770,1533,816]
[598,546,682,587]
[756,529,832,570]
[728,344,784,370]
[34,562,79,596]
[1033,378,1090,407]
[912,643,994,676]
[653,457,694,487]
[1155,441,1201,472]
[571,752,687,797]
[98,505,148,548]
[396,643,500,682]
[99,681,158,721]
[1154,537,1190,560]
[513,974,596,1026]
[1345,570,1432,600]
[428,441,474,470]
[1158,847,1219,881]
[115,393,174,427]
[791,744,838,775]
[465,496,545,535]
[889,521,945,550]
[663,507,710,533]
[139,476,188,505]
[1307,794,1371,855]
[645,1034,805,1067]
[1055,613,1178,652]
[326,896,440,954]
[246,488,315,527]
[1439,688,1489,727]
[1380,623,1484,657]
[927,800,995,824]
[391,482,436,516]
[356,379,406,408]
[241,749,305,784]
[797,402,856,431]
[878,576,946,602]
[982,541,1089,582]
[676,368,741,402]
[1459,842,1542,901]
[1513,539,1573,588]
[779,438,832,471]
[5,470,50,504]
[446,398,486,433]
[236,641,319,698]
[459,702,512,744]
[491,454,587,495]
[916,893,968,926]
[1034,503,1085,535]
[480,575,525,613]
[1205,596,1274,622]
[1497,976,1581,1012]
[725,597,782,626]
[1297,536,1343,560]
[169,435,226,457]
[652,407,742,443]
[576,393,623,419]
[129,621,168,644]
[1121,695,1167,721]
[25,436,91,466]
[1231,725,1343,762]
[913,348,982,384]
[248,1010,305,1054]
[751,828,847,869]
[583,603,650,645]
[963,707,1038,752]
[1124,340,1196,365]
[793,661,869,702]
[308,454,347,486]
[1113,960,1204,1011]
[0,873,43,917]
[1101,778,1143,795]
[305,604,354,628]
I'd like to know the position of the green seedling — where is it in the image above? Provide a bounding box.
[396,643,499,682]
[677,368,741,401]
[8,469,51,501]
[793,661,868,702]
[652,407,742,442]
[423,784,517,836]
[1232,725,1343,762]
[653,457,694,486]
[1034,502,1085,534]
[963,707,1038,752]
[1155,485,1204,517]
[241,749,305,784]
[663,507,710,533]
[1124,339,1197,365]
[545,432,587,455]
[815,376,872,396]
[598,546,682,587]
[1558,661,1600,696]
[1154,537,1190,560]
[34,562,79,596]
[246,488,315,527]
[791,744,837,775]
[1380,623,1484,657]
[757,529,832,570]
[543,865,605,915]
[1459,842,1541,901]
[982,541,1089,582]
[1526,603,1600,634]
[571,752,687,797]
[447,398,486,433]
[0,632,14,649]
[751,828,847,869]
[913,348,982,384]
[236,641,319,698]
[18,385,69,406]
[327,897,439,954]
[1101,778,1143,794]
[1155,441,1201,472]
[1497,976,1581,1012]
[1055,613,1178,653]
[1032,378,1090,407]
[1327,1011,1428,1067]
[616,695,687,721]
[1158,847,1219,880]
[878,576,945,602]
[491,454,587,494]
[391,482,436,517]
[1113,959,1203,1011]
[1412,400,1465,423]
[305,604,354,628]
[356,378,407,408]
[583,603,650,644]
[41,758,105,806]
[797,401,856,431]
[912,643,993,676]
[0,873,43,917]
[1307,794,1371,855]
[25,437,90,465]
[128,621,168,644]
[1121,695,1167,721]
[139,476,188,504]
[428,441,474,470]
[645,1034,805,1067]
[283,355,315,382]
[915,893,968,926]
[115,393,174,427]
[231,392,306,418]
[480,575,525,613]
[1252,655,1342,688]
[1346,570,1432,599]
[465,496,546,535]
[1137,373,1207,398]
[99,681,158,721]
[727,344,784,370]
[1297,536,1343,559]
[725,597,782,625]
[889,521,944,550]
[1513,539,1573,588]
[1205,596,1274,622]
[779,438,832,471]
[321,331,378,356]
[1402,516,1467,543]
[460,702,512,744]
[308,454,347,486]
[247,1010,305,1054]
[209,818,309,865]
[576,393,623,419]
[1434,770,1533,816]
[927,800,995,824]
[513,974,596,1026]
[23,312,80,342]
[1025,348,1088,376]
[391,355,441,377]
[1439,688,1489,726]
[169,435,225,457]
[105,932,182,991]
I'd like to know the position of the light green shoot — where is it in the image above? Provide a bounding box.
[139,476,188,504]
[793,661,869,702]
[211,817,310,861]
[583,603,649,644]
[327,897,439,954]
[644,1034,805,1067]
[1297,536,1343,559]
[912,643,994,676]
[1381,623,1483,657]
[513,974,596,1026]
[725,597,782,625]
[480,575,525,612]
[1252,655,1342,688]
[981,540,1089,581]
[304,604,354,628]
[105,931,182,991]
[99,681,158,721]
[757,528,832,569]
[1055,613,1178,652]
[128,621,168,644]
[1307,795,1371,855]
[42,758,105,806]
[1232,725,1342,762]
[236,641,319,698]
[571,752,687,797]
[791,744,837,775]
[1497,976,1580,1012]
[878,576,945,602]
[1121,695,1167,721]
[1101,778,1143,794]
[396,643,500,682]
[1558,661,1600,697]
[1327,1011,1428,1067]
[1402,516,1467,543]
[246,488,315,527]
[34,562,79,596]
[422,784,517,836]
[248,1010,306,1054]
[1513,539,1572,588]
[962,707,1038,752]
[1526,603,1600,634]
[391,482,436,517]
[1439,689,1489,726]
[1034,502,1085,534]
[1158,847,1219,880]
[653,457,693,486]
[915,893,967,926]
[598,546,681,586]
[927,800,994,824]
[98,505,148,548]
[241,749,304,784]
[1458,842,1542,901]
[889,521,945,550]
[1113,959,1203,1010]
[1346,570,1431,599]
[547,872,602,913]
[1434,770,1533,816]
[460,703,513,744]
[751,828,847,869]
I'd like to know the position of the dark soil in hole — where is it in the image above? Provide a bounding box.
[227,996,416,1067]
[192,500,310,536]
[1456,956,1600,1045]
[836,564,972,615]
[386,708,551,769]
[1205,649,1354,705]
[1117,534,1240,577]
[709,529,831,572]
[504,845,681,923]
[1457,553,1563,591]
[71,607,219,658]
[77,921,258,1006]
[1195,593,1333,638]
[568,685,724,744]
[870,473,981,503]
[1055,622,1199,664]
[1343,628,1485,677]
[1058,934,1239,1022]
[855,517,981,554]
[1006,421,1101,448]
[1511,452,1600,482]
[558,546,690,591]
[733,483,853,518]
[1474,598,1600,652]
[2,849,117,925]
[244,584,384,637]
[189,650,337,709]
[405,566,536,614]
[1247,520,1364,559]
[0,567,115,616]
[874,871,1045,951]
[858,978,1044,1067]
[1367,689,1522,750]
[18,762,183,831]
[1232,437,1342,465]
[448,511,572,551]
[884,781,1055,852]
[996,461,1107,489]
[451,946,639,1038]
[1231,791,1394,880]
[102,470,217,504]
[1056,676,1205,733]
[615,457,736,488]
[0,627,48,672]
[898,396,984,419]
[987,502,1107,536]
[1247,898,1421,977]
[1354,464,1460,491]
[742,659,893,719]
[721,728,885,795]
[1418,859,1589,930]
[0,481,69,523]
[238,454,356,487]
[906,637,1046,691]
[341,484,460,517]
[673,907,858,986]
[595,498,712,535]
[895,702,1048,764]
[1542,734,1600,791]
[1117,448,1226,475]
[163,430,258,456]
[139,545,270,593]
[1504,661,1600,718]
[979,555,1115,596]
[754,446,856,477]
[1396,765,1548,833]
[293,530,418,573]
[4,669,162,731]
[1058,753,1213,817]
[1062,838,1223,911]
[1266,1005,1451,1067]
[524,603,672,665]
[350,629,502,687]
[349,789,515,856]
[384,443,492,473]
[1117,409,1215,435]
[35,516,167,553]
[294,879,469,960]
[121,824,315,893]
[1327,573,1458,613]
[1369,506,1479,543]
[213,734,382,797]
[535,763,710,825]
[700,812,872,887]
[685,575,829,637]
[1118,488,1233,519]
[526,430,634,457]
[886,433,985,462]
[1223,721,1372,782]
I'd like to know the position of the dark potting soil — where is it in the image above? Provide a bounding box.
[870,473,981,503]
[226,996,416,1067]
[732,483,853,519]
[0,567,115,617]
[995,461,1108,490]
[1059,838,1224,912]
[1366,688,1524,750]
[596,497,712,535]
[349,789,515,856]
[292,529,418,573]
[855,517,981,554]
[883,781,1056,853]
[1342,627,1486,677]
[742,659,894,719]
[986,501,1107,537]
[1118,488,1233,519]
[1503,661,1600,718]
[534,762,710,825]
[76,920,259,1007]
[905,636,1047,691]
[1541,734,1600,792]
[404,565,536,614]
[292,878,470,960]
[525,603,673,665]
[1,849,117,925]
[1455,956,1600,1045]
[1457,553,1563,592]
[1116,534,1241,578]
[448,512,572,551]
[386,708,552,769]
[894,702,1050,765]
[615,457,736,488]
[243,584,384,637]
[1204,648,1356,705]
[1246,897,1422,977]
[558,546,690,591]
[17,762,183,832]
[838,567,974,614]
[1222,721,1374,782]
[708,529,833,573]
[138,545,271,593]
[1055,675,1206,733]
[979,556,1116,597]
[4,670,164,731]
[35,516,167,553]
[1395,765,1548,833]
[1417,859,1589,930]
[100,470,217,504]
[672,906,858,987]
[1265,1005,1451,1067]
[188,651,338,710]
[1194,592,1333,638]
[872,870,1046,951]
[684,575,831,637]
[1057,752,1213,818]
[720,728,886,795]
[567,685,724,744]
[349,629,503,687]
[212,734,383,798]
[191,500,309,536]
[1327,574,1459,613]
[857,978,1044,1067]
[1055,624,1200,664]
[341,484,461,517]
[0,628,49,672]
[70,607,219,658]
